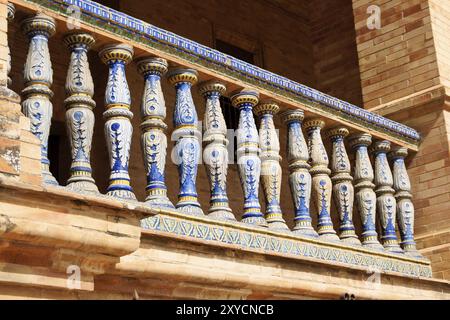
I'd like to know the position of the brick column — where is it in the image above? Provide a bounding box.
[0,1,42,186]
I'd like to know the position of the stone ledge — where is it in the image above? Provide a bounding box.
[111,235,450,300]
[0,178,432,279]
[368,85,447,117]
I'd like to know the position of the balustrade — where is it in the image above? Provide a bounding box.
[8,4,420,258]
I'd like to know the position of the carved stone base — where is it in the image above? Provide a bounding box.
[177,204,204,216]
[341,236,361,246]
[268,221,291,233]
[42,170,58,186]
[400,242,423,258]
[319,233,341,242]
[403,247,423,259]
[145,195,175,210]
[208,209,236,221]
[362,239,385,250]
[383,240,404,254]
[241,216,268,228]
[292,226,319,238]
[107,189,137,201]
[66,180,99,194]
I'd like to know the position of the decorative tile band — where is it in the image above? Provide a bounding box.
[141,214,432,278]
[17,0,421,147]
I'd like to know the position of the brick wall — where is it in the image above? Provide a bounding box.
[353,0,440,108]
[311,0,363,106]
[429,0,450,89]
[352,0,450,279]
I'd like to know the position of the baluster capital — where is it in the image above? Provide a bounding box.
[348,132,372,150]
[389,146,408,161]
[280,109,305,124]
[167,68,198,86]
[231,89,259,108]
[21,13,56,38]
[198,80,226,97]
[99,44,134,65]
[7,3,15,21]
[63,32,95,50]
[253,100,280,117]
[303,118,326,131]
[371,139,391,155]
[137,57,169,77]
[325,127,349,141]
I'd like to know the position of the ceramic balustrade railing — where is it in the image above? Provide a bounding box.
[7,10,421,258]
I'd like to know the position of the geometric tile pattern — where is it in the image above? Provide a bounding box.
[141,214,432,278]
[24,0,421,146]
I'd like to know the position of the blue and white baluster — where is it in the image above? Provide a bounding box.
[326,127,360,245]
[137,57,174,209]
[21,13,58,185]
[304,119,339,241]
[254,101,289,232]
[371,140,403,253]
[348,134,383,249]
[99,44,136,201]
[199,81,234,221]
[168,69,204,216]
[7,3,15,87]
[280,110,317,237]
[390,147,421,257]
[231,89,267,227]
[63,33,98,193]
